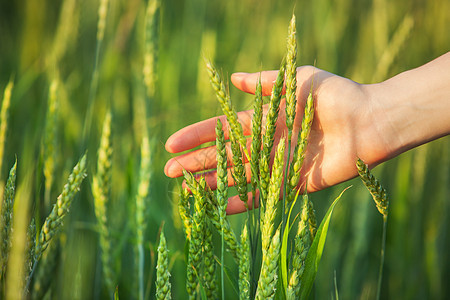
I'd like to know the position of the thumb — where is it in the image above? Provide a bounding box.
[231,70,284,96]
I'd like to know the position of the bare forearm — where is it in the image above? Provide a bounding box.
[365,52,450,163]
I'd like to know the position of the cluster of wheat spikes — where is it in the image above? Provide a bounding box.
[174,14,336,300]
[171,13,393,300]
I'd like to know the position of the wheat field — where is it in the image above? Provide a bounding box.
[0,0,449,299]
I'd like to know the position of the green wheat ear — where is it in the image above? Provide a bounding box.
[250,75,263,196]
[261,138,285,253]
[215,119,228,213]
[259,58,286,200]
[286,79,315,204]
[203,221,218,299]
[205,58,247,151]
[285,13,298,138]
[92,111,114,292]
[156,230,172,300]
[43,78,59,210]
[179,188,192,240]
[35,154,87,261]
[238,222,250,300]
[0,80,13,179]
[143,0,161,99]
[204,189,240,262]
[356,158,389,217]
[0,160,17,280]
[183,172,207,298]
[256,228,281,300]
[287,194,312,299]
[230,131,248,204]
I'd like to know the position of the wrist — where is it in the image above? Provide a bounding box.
[362,54,450,165]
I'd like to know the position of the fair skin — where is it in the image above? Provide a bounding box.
[164,52,450,214]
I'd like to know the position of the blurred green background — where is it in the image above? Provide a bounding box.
[0,0,449,298]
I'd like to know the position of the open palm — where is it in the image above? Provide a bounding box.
[165,66,388,214]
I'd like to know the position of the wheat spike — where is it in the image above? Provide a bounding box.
[250,76,263,195]
[35,154,87,261]
[0,160,17,280]
[239,223,250,300]
[156,231,172,300]
[92,111,115,292]
[259,59,286,199]
[356,158,389,217]
[261,138,285,252]
[256,228,281,300]
[286,86,314,204]
[205,58,246,150]
[285,14,298,138]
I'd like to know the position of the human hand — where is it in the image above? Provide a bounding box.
[164,66,391,214]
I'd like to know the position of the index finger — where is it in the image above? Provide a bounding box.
[231,70,282,96]
[165,110,254,153]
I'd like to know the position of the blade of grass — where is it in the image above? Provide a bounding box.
[300,186,351,299]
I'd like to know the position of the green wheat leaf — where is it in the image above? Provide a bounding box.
[300,186,351,299]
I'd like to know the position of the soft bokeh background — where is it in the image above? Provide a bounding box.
[0,0,449,298]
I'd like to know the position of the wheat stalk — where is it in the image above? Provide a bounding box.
[136,136,152,300]
[30,241,59,299]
